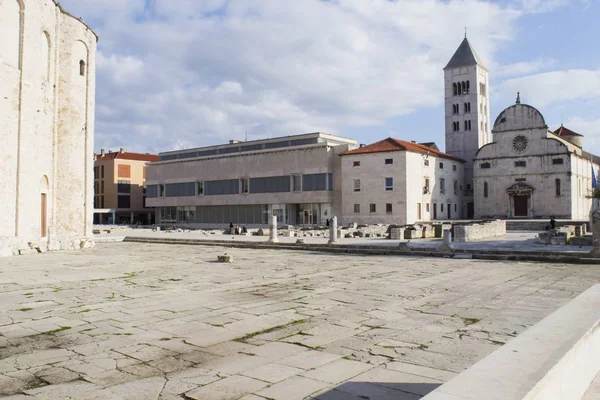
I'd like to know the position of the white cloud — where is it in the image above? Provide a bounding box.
[496,58,556,78]
[55,0,576,153]
[498,69,600,108]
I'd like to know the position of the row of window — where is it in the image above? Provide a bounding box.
[480,158,564,169]
[352,177,459,195]
[353,158,394,167]
[452,103,471,114]
[148,173,333,198]
[453,81,470,96]
[353,203,394,214]
[452,120,473,132]
[353,178,394,192]
[93,165,105,180]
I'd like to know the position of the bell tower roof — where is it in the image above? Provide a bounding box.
[444,37,486,71]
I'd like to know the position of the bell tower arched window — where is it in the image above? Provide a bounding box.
[453,83,457,96]
[79,60,86,76]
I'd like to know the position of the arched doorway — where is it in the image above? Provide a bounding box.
[40,176,49,238]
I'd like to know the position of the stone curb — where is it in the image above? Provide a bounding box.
[122,236,600,265]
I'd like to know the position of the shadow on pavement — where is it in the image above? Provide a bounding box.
[312,381,441,399]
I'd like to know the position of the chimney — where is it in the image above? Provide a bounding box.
[119,148,125,153]
[100,149,105,156]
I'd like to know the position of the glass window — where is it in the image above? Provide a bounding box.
[354,204,360,213]
[439,162,444,169]
[424,159,430,166]
[353,179,361,192]
[484,182,488,198]
[385,158,393,165]
[292,175,302,192]
[424,178,430,193]
[196,181,204,196]
[101,165,104,179]
[159,184,165,197]
[353,161,360,167]
[453,165,457,171]
[117,180,131,194]
[552,158,564,165]
[370,203,376,213]
[117,195,130,209]
[454,180,458,195]
[556,179,561,196]
[515,161,526,167]
[241,178,249,194]
[440,178,446,193]
[385,177,393,191]
[386,203,393,214]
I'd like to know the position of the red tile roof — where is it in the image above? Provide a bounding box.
[95,152,160,162]
[553,125,583,137]
[341,138,465,162]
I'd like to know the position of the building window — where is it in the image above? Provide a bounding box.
[484,182,488,198]
[424,159,430,166]
[292,174,302,192]
[441,203,444,212]
[353,161,360,167]
[480,162,491,169]
[426,203,430,212]
[80,60,86,76]
[515,178,526,182]
[159,184,166,197]
[354,204,360,213]
[385,158,393,165]
[552,158,564,165]
[424,178,430,193]
[439,162,444,169]
[353,179,361,192]
[556,179,561,196]
[117,195,130,209]
[385,177,394,191]
[466,81,470,93]
[453,165,457,172]
[101,165,104,179]
[453,121,459,132]
[515,161,526,167]
[386,203,393,214]
[101,181,104,193]
[440,178,446,193]
[241,178,249,194]
[118,164,131,178]
[454,204,457,212]
[196,181,204,196]
[453,82,458,96]
[117,180,131,194]
[454,180,458,195]
[480,83,486,96]
[370,203,376,213]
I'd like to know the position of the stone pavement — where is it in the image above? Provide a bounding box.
[1,243,599,399]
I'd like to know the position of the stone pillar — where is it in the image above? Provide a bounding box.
[112,211,116,225]
[328,217,338,244]
[590,210,600,255]
[269,215,278,243]
[130,212,134,224]
[438,229,454,253]
[443,230,452,245]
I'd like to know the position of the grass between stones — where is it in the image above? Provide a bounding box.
[234,319,308,342]
[461,317,481,326]
[17,308,33,312]
[42,326,71,335]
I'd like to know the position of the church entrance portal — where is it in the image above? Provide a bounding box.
[513,196,528,217]
[506,182,534,218]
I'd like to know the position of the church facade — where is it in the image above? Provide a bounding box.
[0,1,97,256]
[473,99,597,220]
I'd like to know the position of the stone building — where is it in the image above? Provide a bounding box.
[0,1,97,256]
[444,37,492,218]
[340,138,465,225]
[473,96,598,219]
[145,133,357,227]
[93,149,160,225]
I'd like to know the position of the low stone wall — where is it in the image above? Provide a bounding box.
[0,235,95,257]
[423,284,600,400]
[507,220,589,232]
[453,220,506,242]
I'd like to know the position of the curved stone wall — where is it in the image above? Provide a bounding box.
[0,0,97,256]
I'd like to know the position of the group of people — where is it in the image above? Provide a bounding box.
[229,222,247,235]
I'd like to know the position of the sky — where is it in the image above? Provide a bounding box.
[59,0,600,155]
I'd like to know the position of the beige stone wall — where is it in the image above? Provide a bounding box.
[0,0,96,256]
[453,219,506,242]
[340,151,465,225]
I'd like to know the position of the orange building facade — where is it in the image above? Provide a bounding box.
[93,149,160,225]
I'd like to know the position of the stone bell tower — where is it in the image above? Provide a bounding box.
[444,35,491,218]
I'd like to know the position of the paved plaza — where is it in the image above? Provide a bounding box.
[1,243,599,399]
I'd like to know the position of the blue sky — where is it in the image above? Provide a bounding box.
[59,0,600,155]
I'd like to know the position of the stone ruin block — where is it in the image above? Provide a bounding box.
[390,228,405,240]
[550,236,567,245]
[404,229,421,239]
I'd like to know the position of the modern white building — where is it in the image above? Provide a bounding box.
[0,0,97,256]
[146,133,357,227]
[473,97,599,219]
[444,37,492,218]
[339,138,465,225]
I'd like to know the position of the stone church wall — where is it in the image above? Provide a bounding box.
[0,0,96,256]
